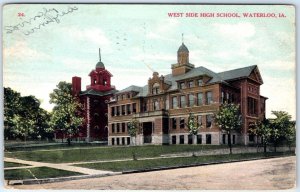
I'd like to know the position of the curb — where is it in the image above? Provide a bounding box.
[122,155,294,174]
[7,172,122,185]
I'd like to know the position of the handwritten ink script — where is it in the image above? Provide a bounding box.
[4,6,78,36]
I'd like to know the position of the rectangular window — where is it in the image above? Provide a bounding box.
[249,134,254,142]
[222,134,226,144]
[221,91,225,103]
[121,105,126,115]
[116,106,120,116]
[143,102,147,112]
[172,118,177,129]
[233,135,236,144]
[117,123,120,132]
[197,93,203,106]
[112,124,115,133]
[206,91,213,105]
[197,115,202,126]
[198,79,203,86]
[112,138,115,145]
[180,135,184,144]
[111,107,115,116]
[132,103,137,113]
[188,135,193,144]
[153,100,159,111]
[122,137,125,145]
[188,94,194,107]
[122,123,125,132]
[180,95,186,108]
[127,104,131,114]
[180,82,186,89]
[127,137,131,145]
[172,135,176,144]
[247,97,257,116]
[172,96,178,108]
[127,93,131,99]
[188,80,194,88]
[206,115,213,128]
[180,117,185,129]
[116,138,120,145]
[206,134,212,144]
[197,135,202,144]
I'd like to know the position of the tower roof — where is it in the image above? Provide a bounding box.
[178,43,189,52]
[96,61,105,69]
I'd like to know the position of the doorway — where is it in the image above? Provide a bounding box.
[143,122,152,143]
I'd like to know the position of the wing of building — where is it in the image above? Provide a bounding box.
[108,42,267,146]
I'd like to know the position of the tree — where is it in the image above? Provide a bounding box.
[4,87,21,140]
[215,102,242,154]
[127,118,140,146]
[49,81,84,146]
[270,111,295,152]
[186,113,202,144]
[249,119,271,153]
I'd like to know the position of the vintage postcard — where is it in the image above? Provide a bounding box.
[3,4,296,190]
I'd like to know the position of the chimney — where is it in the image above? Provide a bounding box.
[72,76,81,96]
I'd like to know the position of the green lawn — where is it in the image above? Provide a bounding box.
[5,145,228,163]
[4,167,84,180]
[4,162,30,168]
[74,152,294,172]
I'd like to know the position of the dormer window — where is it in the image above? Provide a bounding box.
[103,80,107,86]
[152,83,160,94]
[153,100,159,111]
[198,79,203,86]
[93,79,97,85]
[179,82,186,89]
[188,80,194,88]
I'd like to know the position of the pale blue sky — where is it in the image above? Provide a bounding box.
[3,4,296,119]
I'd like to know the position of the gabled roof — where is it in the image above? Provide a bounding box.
[117,85,143,94]
[218,65,257,81]
[80,89,117,96]
[117,65,260,98]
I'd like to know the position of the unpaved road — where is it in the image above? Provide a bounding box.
[8,156,296,190]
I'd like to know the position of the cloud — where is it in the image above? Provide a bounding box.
[62,27,111,47]
[213,22,256,38]
[3,41,51,62]
[261,76,296,120]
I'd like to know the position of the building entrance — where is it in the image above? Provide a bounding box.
[143,122,152,143]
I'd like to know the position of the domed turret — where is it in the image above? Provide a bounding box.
[177,43,189,65]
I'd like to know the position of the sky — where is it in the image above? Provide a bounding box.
[3,4,296,119]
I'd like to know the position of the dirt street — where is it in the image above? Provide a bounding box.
[9,156,296,190]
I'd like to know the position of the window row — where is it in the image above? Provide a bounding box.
[111,137,131,145]
[171,91,213,109]
[111,103,137,116]
[116,93,132,101]
[222,134,236,145]
[171,134,212,144]
[221,91,235,104]
[111,122,129,133]
[171,114,213,129]
[178,79,204,89]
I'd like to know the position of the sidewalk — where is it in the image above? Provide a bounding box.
[4,157,116,175]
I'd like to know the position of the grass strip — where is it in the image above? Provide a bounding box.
[5,145,228,163]
[74,152,294,172]
[4,162,30,168]
[4,167,84,180]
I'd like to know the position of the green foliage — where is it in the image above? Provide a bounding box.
[249,119,272,145]
[215,102,242,133]
[127,118,140,137]
[49,82,84,139]
[270,111,295,147]
[4,87,52,140]
[186,113,202,136]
